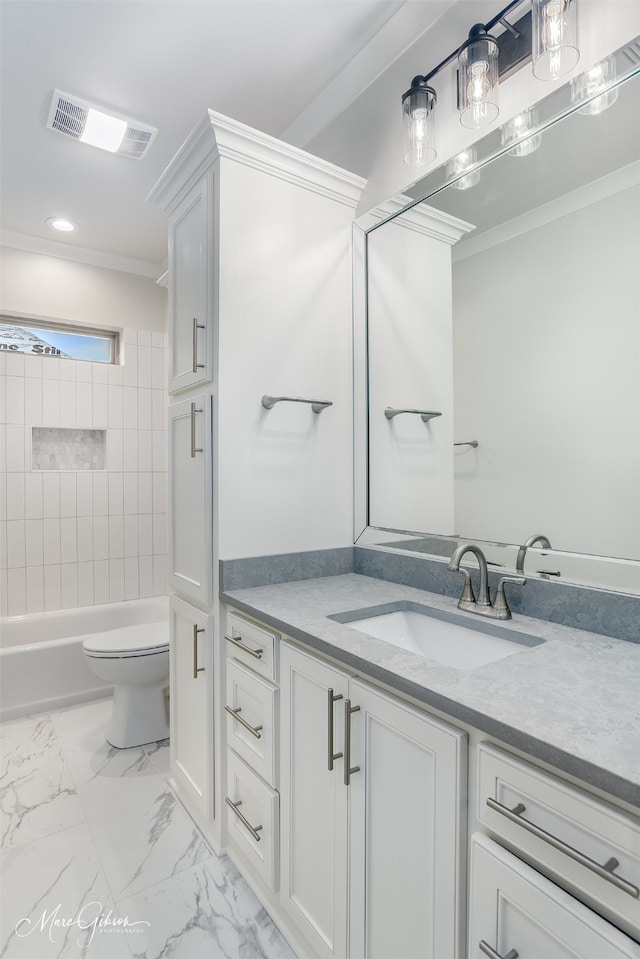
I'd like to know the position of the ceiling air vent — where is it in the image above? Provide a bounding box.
[46,90,157,160]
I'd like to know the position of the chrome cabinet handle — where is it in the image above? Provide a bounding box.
[192,317,205,373]
[225,798,263,842]
[225,705,263,739]
[224,634,263,660]
[190,402,203,458]
[327,688,344,771]
[487,797,640,899]
[479,941,518,959]
[343,699,361,786]
[192,625,205,679]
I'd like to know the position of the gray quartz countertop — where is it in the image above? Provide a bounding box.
[221,573,640,809]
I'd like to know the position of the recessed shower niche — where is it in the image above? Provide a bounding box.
[31,427,107,471]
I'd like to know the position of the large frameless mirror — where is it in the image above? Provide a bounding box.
[355,37,640,594]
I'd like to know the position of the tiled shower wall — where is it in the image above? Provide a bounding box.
[0,327,167,616]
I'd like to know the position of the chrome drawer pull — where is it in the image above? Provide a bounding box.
[343,700,360,786]
[192,317,205,373]
[192,625,205,679]
[479,940,518,959]
[190,402,203,458]
[225,705,263,739]
[327,688,344,771]
[225,634,263,660]
[225,798,263,842]
[487,797,640,899]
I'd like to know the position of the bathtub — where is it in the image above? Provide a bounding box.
[0,597,169,722]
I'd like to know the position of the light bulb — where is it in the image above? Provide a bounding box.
[571,58,618,115]
[502,108,543,157]
[447,149,480,190]
[532,0,579,81]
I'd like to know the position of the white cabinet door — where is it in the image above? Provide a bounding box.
[168,176,213,393]
[469,835,640,959]
[170,596,213,818]
[348,678,466,959]
[168,395,212,605]
[280,642,350,959]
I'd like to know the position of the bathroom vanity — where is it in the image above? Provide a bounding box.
[218,574,640,959]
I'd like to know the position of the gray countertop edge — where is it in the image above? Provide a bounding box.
[220,589,640,809]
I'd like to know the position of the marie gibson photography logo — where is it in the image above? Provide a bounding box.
[15,901,151,946]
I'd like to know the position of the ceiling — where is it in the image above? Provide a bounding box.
[0,0,455,272]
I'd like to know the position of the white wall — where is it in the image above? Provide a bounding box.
[216,158,359,559]
[0,247,166,333]
[0,250,168,615]
[452,182,640,558]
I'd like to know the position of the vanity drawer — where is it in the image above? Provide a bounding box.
[477,743,640,937]
[226,749,279,891]
[226,660,277,787]
[225,611,278,682]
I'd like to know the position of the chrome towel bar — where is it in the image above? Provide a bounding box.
[384,407,442,423]
[261,395,332,413]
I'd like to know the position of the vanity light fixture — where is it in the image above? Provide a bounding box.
[402,0,580,166]
[501,106,543,156]
[571,56,618,115]
[446,147,481,189]
[47,90,157,159]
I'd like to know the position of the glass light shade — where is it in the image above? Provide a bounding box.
[571,57,618,115]
[532,0,579,81]
[458,29,499,130]
[446,147,481,190]
[402,80,437,167]
[501,108,543,157]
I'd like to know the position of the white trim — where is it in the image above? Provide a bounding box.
[0,230,163,279]
[147,110,365,215]
[453,159,640,263]
[367,196,474,244]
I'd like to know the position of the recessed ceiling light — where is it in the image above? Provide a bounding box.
[47,90,157,160]
[46,217,78,233]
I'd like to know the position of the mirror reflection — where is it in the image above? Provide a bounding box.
[365,58,640,586]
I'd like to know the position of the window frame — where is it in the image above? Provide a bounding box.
[0,313,120,364]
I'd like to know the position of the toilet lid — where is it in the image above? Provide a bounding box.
[82,622,169,657]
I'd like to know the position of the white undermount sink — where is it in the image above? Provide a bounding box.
[330,602,544,670]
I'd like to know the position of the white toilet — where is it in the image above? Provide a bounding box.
[82,623,170,749]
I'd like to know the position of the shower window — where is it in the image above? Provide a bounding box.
[0,316,118,363]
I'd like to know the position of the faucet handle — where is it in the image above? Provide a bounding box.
[453,567,476,611]
[492,576,526,620]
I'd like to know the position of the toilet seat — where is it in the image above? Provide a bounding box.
[82,622,169,659]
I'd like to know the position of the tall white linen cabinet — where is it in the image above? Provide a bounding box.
[147,112,364,854]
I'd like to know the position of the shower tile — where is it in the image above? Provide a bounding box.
[77,561,94,607]
[108,384,123,427]
[58,357,77,380]
[76,472,93,517]
[43,519,61,565]
[23,353,43,377]
[137,330,152,348]
[4,353,24,377]
[109,558,125,602]
[108,473,123,515]
[24,473,43,519]
[25,565,44,614]
[77,516,94,563]
[41,358,59,380]
[123,328,137,345]
[59,378,77,426]
[124,557,139,600]
[93,560,109,605]
[92,383,108,428]
[152,473,165,514]
[61,563,78,608]
[124,515,139,558]
[5,425,25,471]
[43,565,62,611]
[138,515,153,556]
[92,362,108,384]
[138,430,153,471]
[108,515,124,559]
[92,472,108,516]
[59,473,76,517]
[5,473,25,520]
[123,346,138,387]
[6,520,26,568]
[0,715,83,850]
[123,472,138,515]
[42,473,60,518]
[123,386,138,428]
[108,428,124,470]
[108,361,123,385]
[0,523,7,569]
[75,361,92,383]
[93,517,109,561]
[151,332,165,350]
[151,348,164,390]
[138,472,152,514]
[24,377,43,425]
[138,556,153,598]
[6,568,26,616]
[138,347,152,389]
[153,555,166,596]
[152,514,166,556]
[152,431,165,471]
[25,519,43,567]
[76,381,93,428]
[6,376,25,425]
[151,388,164,430]
[41,379,60,427]
[137,387,152,429]
[0,570,7,616]
[60,517,78,564]
[123,429,138,471]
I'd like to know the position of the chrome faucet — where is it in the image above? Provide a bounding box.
[516,533,552,575]
[449,543,525,620]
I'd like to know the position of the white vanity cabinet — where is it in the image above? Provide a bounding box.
[279,641,466,959]
[469,835,640,959]
[169,595,214,826]
[167,395,213,605]
[167,176,213,394]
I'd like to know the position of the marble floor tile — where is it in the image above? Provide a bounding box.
[120,858,296,959]
[81,773,214,900]
[0,823,131,959]
[51,698,155,789]
[1,715,85,850]
[143,738,170,774]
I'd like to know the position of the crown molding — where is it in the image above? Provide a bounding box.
[147,110,366,215]
[356,194,474,244]
[0,231,163,279]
